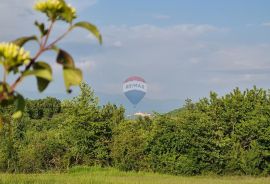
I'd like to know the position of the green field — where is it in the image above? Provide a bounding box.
[0,167,269,184]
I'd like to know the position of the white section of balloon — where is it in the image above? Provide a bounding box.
[123,80,147,93]
[122,76,147,106]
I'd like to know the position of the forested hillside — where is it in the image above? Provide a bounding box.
[0,84,269,175]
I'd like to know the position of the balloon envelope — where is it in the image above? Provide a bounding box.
[123,76,147,106]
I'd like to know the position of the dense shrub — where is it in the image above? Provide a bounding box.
[112,118,152,171]
[112,87,270,175]
[0,83,125,172]
[0,85,270,175]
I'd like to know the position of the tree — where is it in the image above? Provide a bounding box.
[60,83,119,167]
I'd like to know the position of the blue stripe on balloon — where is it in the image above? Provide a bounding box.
[124,90,146,105]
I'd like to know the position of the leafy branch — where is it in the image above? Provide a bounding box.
[0,0,102,119]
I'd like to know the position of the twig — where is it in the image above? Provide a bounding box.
[45,26,72,50]
[10,21,56,92]
[3,21,73,97]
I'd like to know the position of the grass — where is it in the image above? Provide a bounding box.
[0,166,269,184]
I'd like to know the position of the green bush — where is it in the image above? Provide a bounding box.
[0,85,270,176]
[112,87,270,175]
[112,119,151,171]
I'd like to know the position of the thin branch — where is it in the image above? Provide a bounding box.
[10,21,56,92]
[42,21,55,49]
[10,49,43,91]
[0,94,4,101]
[45,26,72,50]
[3,67,7,83]
[6,22,72,95]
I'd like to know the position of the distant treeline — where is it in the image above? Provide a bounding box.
[0,84,269,175]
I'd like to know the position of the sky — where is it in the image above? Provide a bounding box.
[1,0,270,108]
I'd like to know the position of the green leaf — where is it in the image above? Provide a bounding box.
[34,62,52,92]
[12,93,25,119]
[50,45,60,52]
[37,78,50,92]
[0,82,14,107]
[56,50,83,93]
[22,62,52,92]
[35,21,48,37]
[23,67,52,81]
[72,21,102,44]
[12,36,38,47]
[12,111,23,119]
[63,68,83,93]
[23,62,52,81]
[0,116,3,129]
[57,49,75,68]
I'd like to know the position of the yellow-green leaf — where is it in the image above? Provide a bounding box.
[22,62,52,92]
[12,93,25,119]
[72,21,102,44]
[23,69,52,81]
[0,116,3,129]
[34,21,48,37]
[63,68,82,93]
[23,62,52,80]
[12,36,38,47]
[12,111,23,119]
[34,62,52,92]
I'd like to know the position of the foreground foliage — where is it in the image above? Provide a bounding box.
[0,85,270,176]
[0,0,102,119]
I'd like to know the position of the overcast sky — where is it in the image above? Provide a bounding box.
[1,0,270,101]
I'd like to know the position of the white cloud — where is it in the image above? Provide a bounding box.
[246,23,255,27]
[112,41,123,48]
[79,24,231,99]
[207,44,270,71]
[0,0,99,41]
[0,0,38,40]
[67,0,98,11]
[152,14,171,20]
[78,24,270,99]
[50,58,97,74]
[1,1,269,100]
[107,24,223,38]
[77,59,97,72]
[261,22,270,27]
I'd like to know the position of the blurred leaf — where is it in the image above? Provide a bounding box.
[63,68,82,93]
[0,116,3,129]
[12,93,25,119]
[23,65,52,81]
[37,78,51,92]
[34,62,52,92]
[12,111,23,119]
[23,62,52,92]
[0,82,14,107]
[12,36,38,47]
[72,21,102,44]
[57,49,75,68]
[35,21,48,37]
[50,45,60,52]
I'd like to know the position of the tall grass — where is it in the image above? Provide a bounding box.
[0,166,269,184]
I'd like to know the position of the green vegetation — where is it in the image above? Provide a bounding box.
[1,0,268,182]
[0,167,269,184]
[0,0,101,119]
[113,87,270,175]
[0,84,270,176]
[0,83,124,172]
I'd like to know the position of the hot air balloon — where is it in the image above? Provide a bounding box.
[123,76,147,108]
